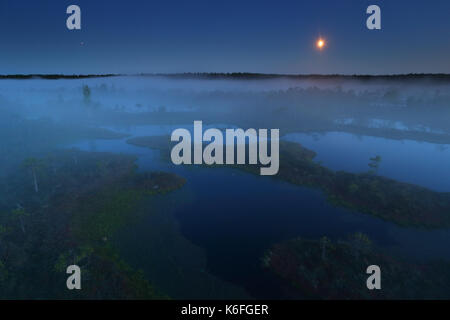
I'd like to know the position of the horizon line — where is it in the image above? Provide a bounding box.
[1,72,450,80]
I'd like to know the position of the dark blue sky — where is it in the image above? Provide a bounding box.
[1,0,449,74]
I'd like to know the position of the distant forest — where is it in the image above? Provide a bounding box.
[0,74,116,80]
[1,73,450,81]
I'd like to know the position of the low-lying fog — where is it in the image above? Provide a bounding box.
[2,75,450,299]
[1,75,450,185]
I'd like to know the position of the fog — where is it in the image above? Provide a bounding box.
[2,75,450,127]
[1,75,449,184]
[2,75,450,299]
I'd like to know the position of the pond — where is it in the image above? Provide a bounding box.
[70,122,450,298]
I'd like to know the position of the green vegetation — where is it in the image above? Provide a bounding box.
[263,234,450,299]
[0,116,129,178]
[0,149,186,299]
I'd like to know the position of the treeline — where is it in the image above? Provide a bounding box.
[147,72,450,82]
[0,74,117,80]
[2,73,450,81]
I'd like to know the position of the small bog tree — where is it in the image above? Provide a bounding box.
[82,85,91,104]
[22,157,44,193]
[12,206,28,234]
[368,155,382,175]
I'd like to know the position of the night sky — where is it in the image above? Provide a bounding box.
[0,0,449,74]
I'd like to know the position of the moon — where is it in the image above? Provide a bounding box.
[316,38,326,50]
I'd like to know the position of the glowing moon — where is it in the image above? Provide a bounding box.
[316,38,326,50]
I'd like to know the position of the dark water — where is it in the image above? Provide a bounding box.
[70,124,450,298]
[285,131,450,192]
